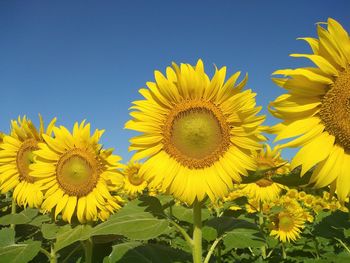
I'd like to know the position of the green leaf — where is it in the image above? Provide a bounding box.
[103,242,191,263]
[271,169,312,187]
[0,208,38,225]
[222,228,265,251]
[0,229,41,263]
[29,214,51,226]
[202,225,217,242]
[0,228,15,246]
[54,225,92,252]
[313,210,350,239]
[41,223,61,240]
[206,216,258,236]
[171,205,211,224]
[91,199,169,240]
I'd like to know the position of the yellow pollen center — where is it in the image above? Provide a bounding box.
[16,138,38,183]
[163,100,231,169]
[56,148,101,197]
[127,167,143,186]
[319,68,350,151]
[278,213,294,231]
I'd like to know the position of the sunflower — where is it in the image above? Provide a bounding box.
[0,115,56,208]
[269,18,350,202]
[126,59,265,204]
[239,144,289,202]
[269,209,305,243]
[122,162,147,198]
[30,121,124,223]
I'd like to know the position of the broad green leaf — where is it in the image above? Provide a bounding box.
[0,228,15,246]
[54,225,92,252]
[171,205,211,224]
[41,223,61,240]
[91,199,169,240]
[0,234,41,263]
[29,214,51,226]
[271,169,312,187]
[206,216,258,236]
[0,208,38,225]
[103,242,191,263]
[222,228,265,251]
[202,226,217,242]
[313,210,350,239]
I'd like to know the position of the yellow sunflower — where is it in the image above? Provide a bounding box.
[270,209,305,243]
[30,121,124,223]
[269,18,350,201]
[239,144,289,202]
[0,115,56,208]
[126,59,265,204]
[122,162,147,198]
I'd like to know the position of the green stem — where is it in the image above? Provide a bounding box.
[204,237,223,263]
[281,243,287,259]
[335,238,350,254]
[83,238,93,263]
[62,243,82,263]
[10,197,16,230]
[39,248,51,261]
[192,200,203,263]
[258,203,266,259]
[168,218,193,248]
[50,246,57,263]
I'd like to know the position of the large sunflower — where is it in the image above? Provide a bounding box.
[270,18,350,201]
[239,144,289,202]
[0,115,56,208]
[126,60,265,204]
[30,121,124,223]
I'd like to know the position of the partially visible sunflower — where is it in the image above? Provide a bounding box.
[239,144,289,202]
[30,121,124,223]
[269,209,305,243]
[122,162,147,198]
[269,18,350,201]
[126,59,265,204]
[0,115,56,208]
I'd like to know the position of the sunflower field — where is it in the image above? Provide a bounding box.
[1,18,350,263]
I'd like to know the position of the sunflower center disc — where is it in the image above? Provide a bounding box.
[278,212,295,232]
[56,149,100,197]
[128,167,143,186]
[255,178,273,187]
[163,100,231,169]
[16,138,38,183]
[320,68,350,151]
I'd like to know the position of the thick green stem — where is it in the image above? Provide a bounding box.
[10,197,16,230]
[83,238,93,263]
[281,243,287,259]
[258,204,266,259]
[192,200,202,263]
[50,246,57,263]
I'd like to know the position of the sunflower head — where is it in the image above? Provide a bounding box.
[122,162,147,198]
[269,18,350,202]
[31,121,124,223]
[269,209,305,243]
[126,59,265,204]
[239,145,288,203]
[0,115,56,208]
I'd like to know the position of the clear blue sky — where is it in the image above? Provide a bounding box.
[0,1,349,162]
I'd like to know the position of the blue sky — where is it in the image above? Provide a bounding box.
[0,1,349,162]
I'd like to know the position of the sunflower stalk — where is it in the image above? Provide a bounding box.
[83,238,93,263]
[192,200,203,263]
[10,197,16,230]
[258,202,267,259]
